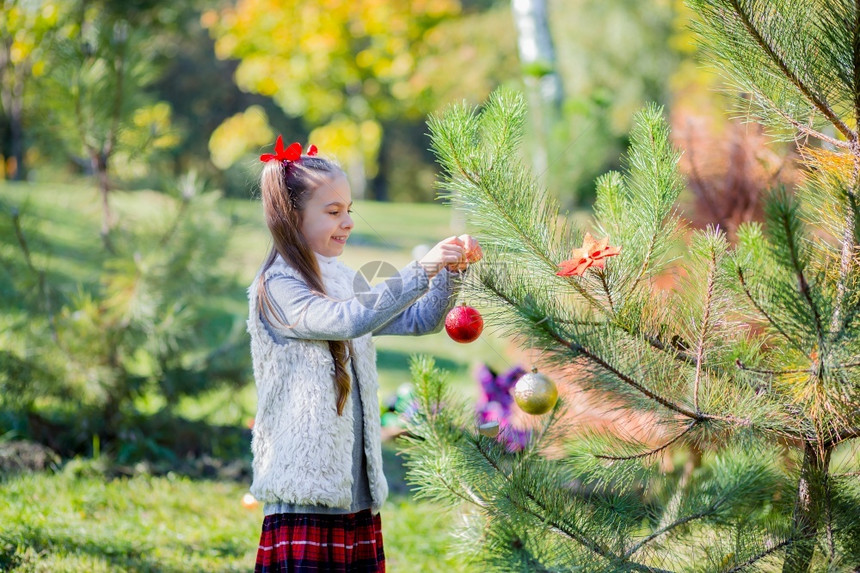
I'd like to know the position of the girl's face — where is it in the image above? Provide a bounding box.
[300,172,354,257]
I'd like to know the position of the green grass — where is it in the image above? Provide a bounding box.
[0,445,472,572]
[0,467,258,572]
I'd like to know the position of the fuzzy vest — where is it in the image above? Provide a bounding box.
[246,256,388,512]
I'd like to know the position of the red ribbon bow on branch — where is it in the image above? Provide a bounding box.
[556,233,621,277]
[260,135,318,163]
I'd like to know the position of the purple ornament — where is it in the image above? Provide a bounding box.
[474,363,532,453]
[499,426,532,452]
[477,364,498,395]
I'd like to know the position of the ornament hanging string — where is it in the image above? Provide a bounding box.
[457,268,466,305]
[532,344,551,374]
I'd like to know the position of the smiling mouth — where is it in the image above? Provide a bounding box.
[332,236,348,243]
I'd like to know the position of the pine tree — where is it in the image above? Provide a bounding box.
[400,2,860,571]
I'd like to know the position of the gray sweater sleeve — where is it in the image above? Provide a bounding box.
[372,268,459,336]
[262,261,431,340]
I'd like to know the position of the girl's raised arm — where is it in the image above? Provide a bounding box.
[373,269,459,336]
[261,261,431,341]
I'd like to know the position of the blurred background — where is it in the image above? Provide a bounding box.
[0,0,799,570]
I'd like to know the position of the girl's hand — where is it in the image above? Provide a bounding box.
[459,234,483,264]
[419,236,465,278]
[444,234,482,272]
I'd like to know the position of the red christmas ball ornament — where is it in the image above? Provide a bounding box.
[445,304,484,343]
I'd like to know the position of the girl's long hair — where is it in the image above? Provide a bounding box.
[257,156,352,416]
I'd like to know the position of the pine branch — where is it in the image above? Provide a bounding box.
[775,106,850,149]
[824,426,860,448]
[722,538,795,573]
[557,317,701,370]
[830,162,859,345]
[431,95,604,312]
[693,248,718,412]
[442,474,488,508]
[483,282,752,432]
[477,272,717,391]
[561,329,754,426]
[595,421,698,462]
[632,231,662,288]
[625,109,684,288]
[482,95,518,178]
[735,360,809,375]
[624,504,721,559]
[483,239,759,429]
[728,0,856,142]
[405,364,676,571]
[736,266,807,356]
[776,206,826,351]
[482,274,736,424]
[458,197,600,316]
[638,332,698,367]
[473,440,613,562]
[473,440,674,573]
[598,270,616,314]
[613,443,781,563]
[547,328,704,421]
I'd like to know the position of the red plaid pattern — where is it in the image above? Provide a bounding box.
[255,510,385,572]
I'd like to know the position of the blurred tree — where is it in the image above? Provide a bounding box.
[125,0,303,196]
[54,180,245,438]
[0,178,249,456]
[666,0,800,239]
[375,4,519,202]
[0,0,61,181]
[675,113,800,242]
[205,0,466,199]
[511,0,563,190]
[208,105,274,171]
[39,0,179,248]
[549,0,681,208]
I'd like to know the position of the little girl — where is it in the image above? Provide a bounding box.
[248,137,481,572]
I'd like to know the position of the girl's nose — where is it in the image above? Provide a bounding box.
[343,214,354,229]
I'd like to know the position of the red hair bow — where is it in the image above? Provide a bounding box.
[260,135,318,163]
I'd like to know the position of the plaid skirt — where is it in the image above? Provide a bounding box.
[255,510,385,572]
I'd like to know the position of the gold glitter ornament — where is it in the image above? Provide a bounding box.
[513,368,558,415]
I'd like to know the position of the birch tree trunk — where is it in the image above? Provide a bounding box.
[511,0,563,195]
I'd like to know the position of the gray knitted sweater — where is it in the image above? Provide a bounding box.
[248,253,457,515]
